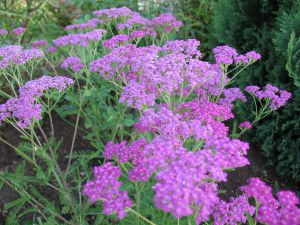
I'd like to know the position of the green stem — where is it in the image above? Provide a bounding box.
[65,112,80,176]
[36,123,78,220]
[127,208,157,225]
[0,174,74,225]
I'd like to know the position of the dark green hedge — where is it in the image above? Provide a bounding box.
[211,0,300,181]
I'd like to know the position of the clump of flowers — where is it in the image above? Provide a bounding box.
[0,28,8,36]
[150,13,183,32]
[32,39,48,48]
[0,45,43,69]
[82,162,132,219]
[53,29,106,47]
[212,195,255,225]
[61,56,84,72]
[239,121,252,129]
[241,178,300,225]
[103,34,130,50]
[245,84,292,109]
[12,27,26,35]
[0,76,73,127]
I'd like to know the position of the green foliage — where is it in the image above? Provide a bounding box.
[212,0,300,181]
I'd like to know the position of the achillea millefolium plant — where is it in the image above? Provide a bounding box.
[0,7,299,225]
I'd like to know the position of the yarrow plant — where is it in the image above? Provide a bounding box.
[0,6,297,225]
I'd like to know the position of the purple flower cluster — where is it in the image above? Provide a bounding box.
[241,178,300,225]
[0,45,43,69]
[0,29,8,35]
[103,34,130,50]
[150,13,183,32]
[53,29,106,47]
[12,27,26,35]
[213,45,261,65]
[212,195,255,225]
[245,84,292,109]
[213,45,238,65]
[234,50,262,64]
[32,39,48,48]
[163,39,201,58]
[64,18,103,31]
[116,12,149,30]
[0,76,73,127]
[152,148,227,223]
[82,162,132,219]
[93,7,134,20]
[239,121,252,129]
[218,87,246,107]
[130,29,156,38]
[61,56,84,72]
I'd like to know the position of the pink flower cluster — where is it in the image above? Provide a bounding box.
[0,76,73,127]
[12,27,26,35]
[0,45,43,69]
[212,195,255,225]
[32,39,48,48]
[53,29,106,47]
[0,29,8,36]
[82,162,132,219]
[241,178,300,225]
[61,56,84,72]
[103,34,130,49]
[64,18,103,31]
[245,84,292,109]
[150,13,183,32]
[239,121,252,129]
[213,45,261,65]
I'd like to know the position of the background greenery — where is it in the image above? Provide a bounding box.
[211,0,300,182]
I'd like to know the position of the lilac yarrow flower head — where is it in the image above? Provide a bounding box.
[0,45,43,69]
[245,85,260,94]
[64,18,103,31]
[103,138,147,164]
[0,76,73,127]
[276,190,300,206]
[135,105,191,138]
[178,99,234,138]
[218,87,246,107]
[241,178,280,207]
[235,50,262,64]
[212,195,255,225]
[12,27,26,35]
[82,162,132,219]
[246,84,291,110]
[116,12,149,30]
[32,39,48,48]
[163,39,201,58]
[93,7,134,20]
[103,34,130,50]
[150,13,183,33]
[239,121,252,129]
[90,44,161,80]
[0,29,8,36]
[119,80,157,109]
[205,137,250,169]
[53,29,106,47]
[213,45,238,65]
[46,47,57,53]
[153,150,220,222]
[241,178,300,225]
[130,29,156,38]
[61,56,84,72]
